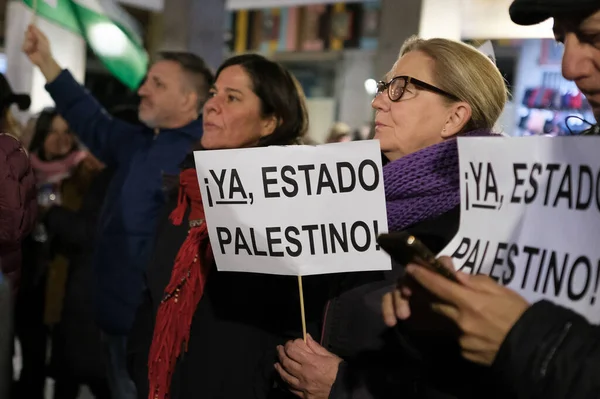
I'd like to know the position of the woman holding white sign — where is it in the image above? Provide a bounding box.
[275,36,508,399]
[126,54,327,399]
[384,1,600,399]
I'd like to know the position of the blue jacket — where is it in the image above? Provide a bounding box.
[46,70,203,334]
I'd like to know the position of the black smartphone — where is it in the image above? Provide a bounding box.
[377,232,458,282]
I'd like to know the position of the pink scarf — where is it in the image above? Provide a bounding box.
[29,150,87,184]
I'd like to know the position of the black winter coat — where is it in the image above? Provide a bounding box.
[44,167,113,381]
[326,206,492,399]
[492,300,600,399]
[128,185,329,399]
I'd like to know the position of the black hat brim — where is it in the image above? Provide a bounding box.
[510,1,600,26]
[509,3,553,25]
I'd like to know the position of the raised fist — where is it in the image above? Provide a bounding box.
[22,24,52,67]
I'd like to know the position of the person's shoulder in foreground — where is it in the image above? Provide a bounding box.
[492,300,600,399]
[0,133,37,289]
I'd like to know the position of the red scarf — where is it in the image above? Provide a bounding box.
[148,168,213,399]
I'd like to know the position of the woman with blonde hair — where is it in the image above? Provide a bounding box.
[276,36,508,399]
[326,122,352,143]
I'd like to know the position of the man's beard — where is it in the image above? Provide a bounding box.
[138,112,157,129]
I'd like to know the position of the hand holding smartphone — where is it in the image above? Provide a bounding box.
[377,232,458,282]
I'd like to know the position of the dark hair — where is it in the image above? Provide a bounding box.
[158,52,214,112]
[215,54,308,146]
[29,108,76,161]
[0,73,30,117]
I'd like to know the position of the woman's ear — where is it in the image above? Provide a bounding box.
[441,102,472,138]
[260,115,279,138]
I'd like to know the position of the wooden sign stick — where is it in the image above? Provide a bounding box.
[298,275,307,342]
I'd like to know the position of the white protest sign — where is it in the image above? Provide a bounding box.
[477,40,496,65]
[439,136,600,322]
[194,140,390,276]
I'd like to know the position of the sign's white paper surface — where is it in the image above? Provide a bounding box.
[194,141,390,276]
[477,40,496,64]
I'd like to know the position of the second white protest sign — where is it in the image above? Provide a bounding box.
[194,140,390,276]
[439,136,600,322]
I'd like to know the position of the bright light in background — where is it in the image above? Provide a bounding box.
[364,79,378,96]
[0,53,6,74]
[88,23,127,57]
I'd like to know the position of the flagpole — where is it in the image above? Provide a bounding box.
[31,0,38,25]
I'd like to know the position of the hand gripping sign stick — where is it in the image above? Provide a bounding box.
[298,276,307,342]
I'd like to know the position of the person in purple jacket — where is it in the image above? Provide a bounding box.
[0,73,37,293]
[22,24,213,399]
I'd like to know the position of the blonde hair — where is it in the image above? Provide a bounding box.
[2,109,22,138]
[326,122,351,143]
[399,36,508,132]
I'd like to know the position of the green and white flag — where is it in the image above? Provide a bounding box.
[22,0,149,90]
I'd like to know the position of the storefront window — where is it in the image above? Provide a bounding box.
[514,39,595,137]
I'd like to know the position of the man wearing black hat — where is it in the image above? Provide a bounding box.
[510,0,600,132]
[382,2,600,398]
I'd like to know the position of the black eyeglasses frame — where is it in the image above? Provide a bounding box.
[376,75,460,102]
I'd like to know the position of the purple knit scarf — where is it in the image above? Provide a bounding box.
[383,129,495,231]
